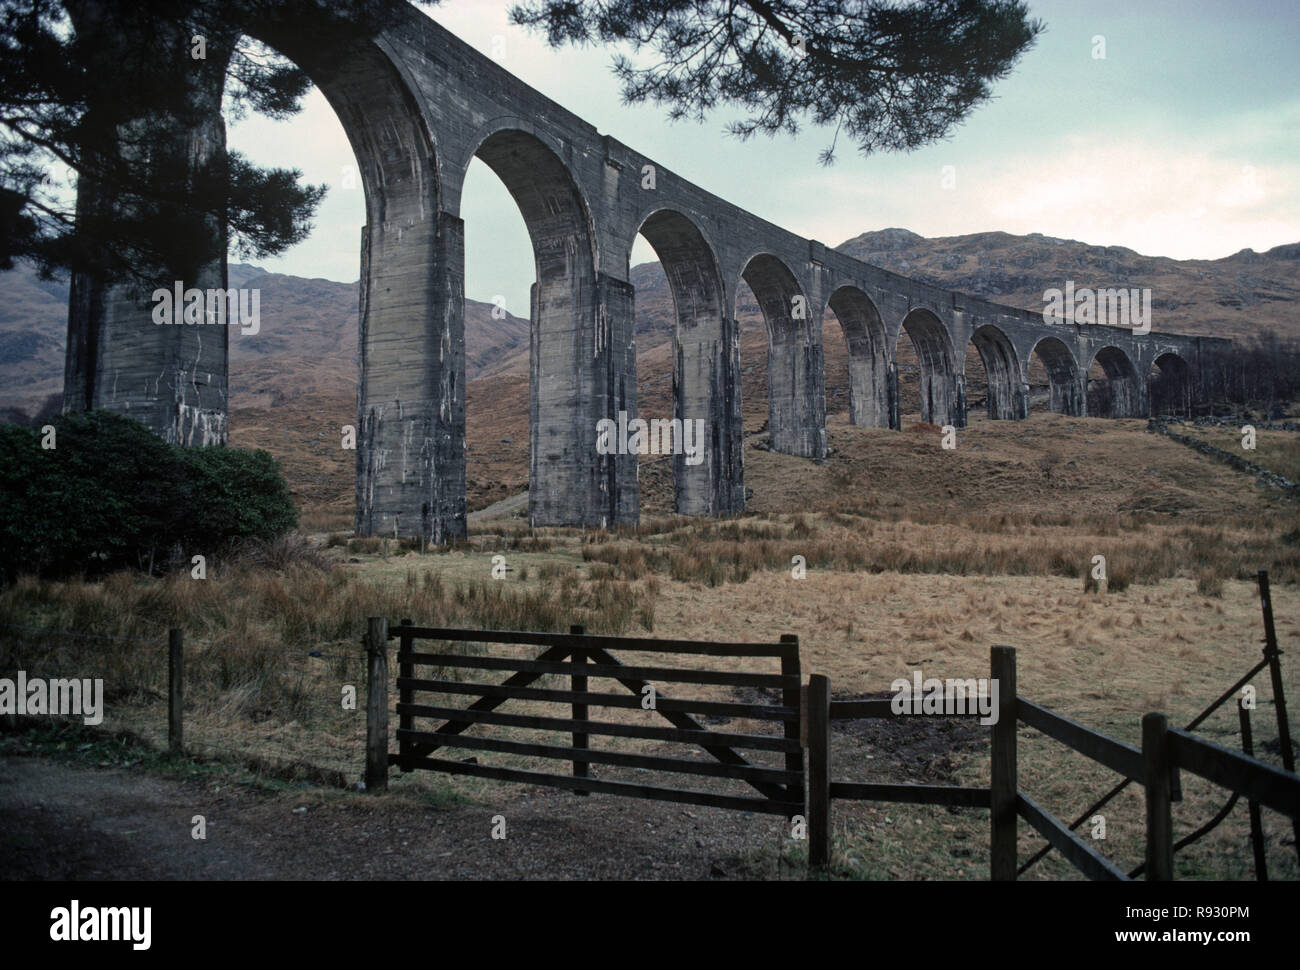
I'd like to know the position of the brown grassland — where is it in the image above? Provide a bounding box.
[1169,424,1300,484]
[4,404,1299,880]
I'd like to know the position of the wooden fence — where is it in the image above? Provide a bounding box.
[363,603,1299,880]
[366,618,804,818]
[803,644,1300,880]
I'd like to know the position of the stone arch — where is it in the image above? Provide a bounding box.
[470,128,597,308]
[969,324,1026,420]
[898,308,963,428]
[1149,351,1192,418]
[455,122,641,527]
[632,208,741,515]
[826,286,891,428]
[1029,336,1084,416]
[289,40,455,542]
[739,253,826,458]
[466,127,618,527]
[739,252,805,343]
[1088,346,1144,418]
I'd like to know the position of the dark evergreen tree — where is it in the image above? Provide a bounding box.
[0,1,353,282]
[510,0,1044,163]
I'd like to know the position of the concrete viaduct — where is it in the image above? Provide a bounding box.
[62,2,1229,543]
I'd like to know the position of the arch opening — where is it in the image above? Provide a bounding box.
[1088,346,1143,418]
[898,308,962,428]
[631,209,738,515]
[470,128,611,526]
[1029,337,1084,416]
[826,286,890,428]
[216,16,461,543]
[740,254,825,457]
[1149,352,1192,418]
[473,129,596,313]
[969,324,1025,421]
[458,157,535,517]
[741,253,804,345]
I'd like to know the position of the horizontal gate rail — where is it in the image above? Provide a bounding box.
[393,626,797,658]
[1167,728,1300,818]
[1016,793,1130,881]
[404,651,796,689]
[396,706,800,752]
[1018,698,1146,782]
[404,757,801,815]
[393,729,800,785]
[398,676,797,721]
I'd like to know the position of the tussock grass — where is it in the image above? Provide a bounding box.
[579,512,1299,587]
[0,556,667,778]
[224,533,336,572]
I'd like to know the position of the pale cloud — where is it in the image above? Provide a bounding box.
[978,138,1299,259]
[778,124,1300,261]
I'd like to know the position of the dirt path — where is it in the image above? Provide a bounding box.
[0,755,789,880]
[468,491,528,523]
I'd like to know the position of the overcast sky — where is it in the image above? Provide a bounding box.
[227,0,1300,314]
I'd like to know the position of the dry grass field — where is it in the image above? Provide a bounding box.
[4,401,1299,880]
[1168,423,1300,484]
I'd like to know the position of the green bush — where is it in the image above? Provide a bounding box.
[178,446,297,549]
[0,410,296,581]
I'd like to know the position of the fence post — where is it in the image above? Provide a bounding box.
[781,634,804,813]
[365,616,389,792]
[990,645,1017,880]
[168,628,183,754]
[806,673,831,871]
[1142,713,1173,880]
[397,618,413,773]
[571,624,588,793]
[1258,570,1295,769]
[1238,701,1268,881]
[1257,569,1300,863]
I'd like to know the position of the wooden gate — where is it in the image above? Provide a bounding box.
[367,619,804,817]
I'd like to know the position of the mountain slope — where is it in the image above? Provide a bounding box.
[0,264,531,412]
[835,229,1300,342]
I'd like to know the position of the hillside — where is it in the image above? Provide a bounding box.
[5,227,1296,417]
[0,263,531,412]
[835,229,1300,343]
